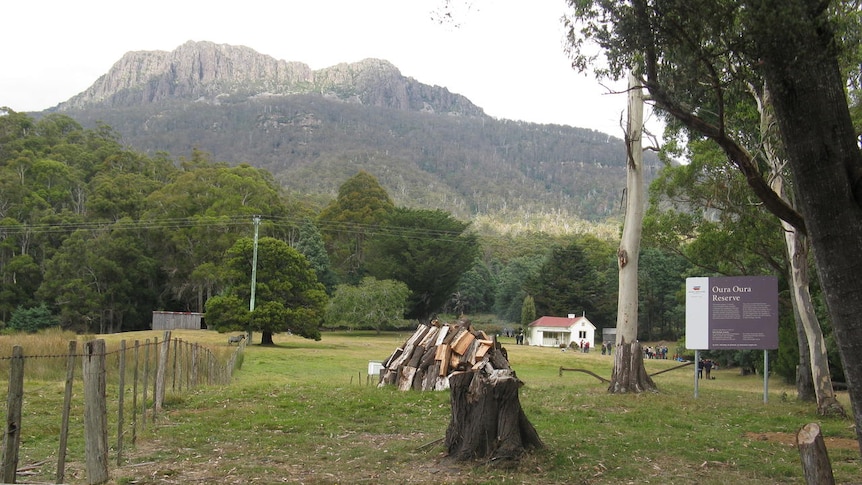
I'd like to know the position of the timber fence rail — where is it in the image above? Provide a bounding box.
[0,330,246,485]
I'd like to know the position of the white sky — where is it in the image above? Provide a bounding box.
[1,0,650,137]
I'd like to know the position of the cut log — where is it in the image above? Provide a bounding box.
[796,422,835,485]
[407,345,425,368]
[452,331,476,355]
[475,340,493,359]
[434,326,450,346]
[398,366,418,391]
[448,328,469,350]
[418,327,439,348]
[438,346,451,376]
[389,325,430,370]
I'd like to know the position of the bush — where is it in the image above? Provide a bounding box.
[8,304,58,333]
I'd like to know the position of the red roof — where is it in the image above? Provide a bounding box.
[528,316,586,328]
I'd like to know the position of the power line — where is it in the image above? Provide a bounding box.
[0,214,477,243]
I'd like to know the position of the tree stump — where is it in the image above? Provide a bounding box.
[444,364,543,466]
[796,422,835,485]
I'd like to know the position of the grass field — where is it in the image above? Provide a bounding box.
[2,329,860,484]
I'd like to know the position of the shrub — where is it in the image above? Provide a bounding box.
[8,304,59,333]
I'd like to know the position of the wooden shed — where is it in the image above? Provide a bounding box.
[151,311,204,330]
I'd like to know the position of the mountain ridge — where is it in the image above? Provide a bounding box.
[47,41,657,224]
[56,40,485,118]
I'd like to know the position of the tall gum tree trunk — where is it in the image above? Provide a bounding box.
[609,70,656,394]
[757,84,845,417]
[750,0,862,451]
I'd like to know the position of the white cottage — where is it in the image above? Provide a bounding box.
[528,314,596,349]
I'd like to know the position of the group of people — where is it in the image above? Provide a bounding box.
[697,358,717,379]
[644,345,669,359]
[501,328,527,345]
[601,341,613,355]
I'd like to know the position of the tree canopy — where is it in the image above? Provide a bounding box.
[364,207,480,321]
[205,237,327,343]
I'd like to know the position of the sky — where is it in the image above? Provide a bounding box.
[1,0,653,138]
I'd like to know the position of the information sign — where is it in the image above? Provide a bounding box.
[685,276,778,350]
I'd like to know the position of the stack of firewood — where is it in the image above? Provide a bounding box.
[378,320,509,391]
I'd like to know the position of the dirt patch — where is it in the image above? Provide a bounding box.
[744,431,858,450]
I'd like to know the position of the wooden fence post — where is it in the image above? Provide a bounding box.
[171,338,179,392]
[191,344,199,387]
[57,340,77,483]
[142,339,149,430]
[132,340,139,444]
[1,346,24,483]
[116,340,126,466]
[83,339,109,485]
[155,331,170,414]
[208,351,215,385]
[151,337,158,422]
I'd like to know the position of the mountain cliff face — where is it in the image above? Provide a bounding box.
[57,41,484,117]
[51,41,657,223]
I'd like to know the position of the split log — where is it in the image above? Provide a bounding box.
[398,366,418,391]
[796,422,835,485]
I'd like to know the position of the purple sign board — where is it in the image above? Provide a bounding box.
[685,276,778,350]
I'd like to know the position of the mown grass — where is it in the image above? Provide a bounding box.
[1,329,859,484]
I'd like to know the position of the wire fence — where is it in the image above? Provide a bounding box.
[0,330,245,484]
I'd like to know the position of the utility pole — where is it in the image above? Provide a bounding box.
[250,215,261,312]
[247,215,261,345]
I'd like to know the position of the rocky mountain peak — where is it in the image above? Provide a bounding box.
[56,41,484,117]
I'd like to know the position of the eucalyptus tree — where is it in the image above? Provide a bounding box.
[37,225,159,333]
[317,171,395,284]
[143,160,290,312]
[568,0,862,445]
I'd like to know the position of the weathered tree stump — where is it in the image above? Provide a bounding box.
[444,364,543,466]
[796,422,835,485]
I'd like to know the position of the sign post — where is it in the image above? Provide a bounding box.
[686,276,779,401]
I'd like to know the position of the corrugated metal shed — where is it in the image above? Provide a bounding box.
[152,311,204,330]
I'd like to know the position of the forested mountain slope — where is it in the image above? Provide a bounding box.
[47,40,659,221]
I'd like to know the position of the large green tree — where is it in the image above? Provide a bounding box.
[318,171,395,284]
[294,217,337,293]
[206,237,326,344]
[524,240,607,325]
[37,225,159,333]
[143,160,291,311]
[568,0,862,449]
[324,277,410,332]
[364,207,479,321]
